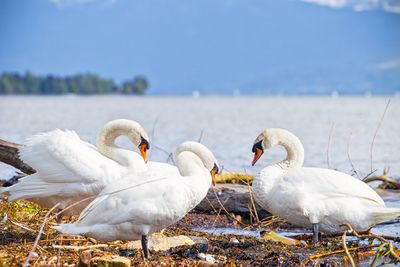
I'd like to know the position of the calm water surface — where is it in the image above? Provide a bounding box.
[0,95,399,178]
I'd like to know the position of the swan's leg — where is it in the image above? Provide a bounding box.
[141,235,150,259]
[312,223,319,245]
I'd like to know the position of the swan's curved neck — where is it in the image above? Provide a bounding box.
[175,150,211,202]
[253,130,304,199]
[96,125,142,168]
[175,151,208,177]
[274,130,305,170]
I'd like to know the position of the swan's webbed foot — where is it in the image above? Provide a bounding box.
[141,235,150,259]
[312,223,320,246]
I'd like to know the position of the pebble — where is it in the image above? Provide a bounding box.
[91,255,130,267]
[229,237,240,244]
[198,253,227,264]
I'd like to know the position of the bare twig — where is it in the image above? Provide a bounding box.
[148,117,160,158]
[341,223,400,263]
[211,197,230,227]
[23,203,60,267]
[197,130,204,143]
[49,195,96,222]
[246,181,260,228]
[305,244,377,262]
[151,144,174,164]
[51,244,108,250]
[362,169,378,181]
[346,132,360,178]
[370,99,391,173]
[8,217,36,233]
[341,231,356,267]
[211,187,245,226]
[363,167,400,188]
[327,123,335,169]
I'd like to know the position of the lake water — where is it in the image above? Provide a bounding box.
[0,95,399,179]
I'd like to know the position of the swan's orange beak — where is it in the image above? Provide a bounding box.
[210,163,219,187]
[252,147,263,166]
[139,144,148,163]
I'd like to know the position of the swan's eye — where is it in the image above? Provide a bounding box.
[139,136,150,150]
[252,140,263,153]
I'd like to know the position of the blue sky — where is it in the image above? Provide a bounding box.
[0,0,399,94]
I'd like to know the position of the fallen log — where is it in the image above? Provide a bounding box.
[195,183,270,218]
[0,139,35,175]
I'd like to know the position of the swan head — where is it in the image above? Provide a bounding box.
[99,119,150,162]
[174,141,219,186]
[252,128,305,167]
[251,129,280,166]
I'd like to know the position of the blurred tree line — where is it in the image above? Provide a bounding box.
[0,72,148,95]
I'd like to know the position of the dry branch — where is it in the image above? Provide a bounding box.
[364,167,400,189]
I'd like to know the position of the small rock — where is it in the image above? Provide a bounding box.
[91,255,130,267]
[198,253,207,261]
[260,230,301,245]
[78,251,92,267]
[198,253,227,264]
[229,237,239,244]
[123,233,208,251]
[189,236,209,252]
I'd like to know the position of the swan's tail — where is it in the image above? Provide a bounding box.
[53,223,87,235]
[372,207,400,224]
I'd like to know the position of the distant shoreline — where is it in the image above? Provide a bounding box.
[0,93,398,98]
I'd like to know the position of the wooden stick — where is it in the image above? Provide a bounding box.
[23,203,60,267]
[51,244,107,250]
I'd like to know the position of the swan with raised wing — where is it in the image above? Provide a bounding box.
[54,141,219,259]
[1,119,176,215]
[251,128,400,244]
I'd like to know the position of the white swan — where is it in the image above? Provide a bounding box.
[54,141,219,259]
[251,128,400,244]
[0,119,156,215]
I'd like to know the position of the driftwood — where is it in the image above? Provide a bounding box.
[195,183,270,218]
[0,139,35,175]
[363,167,400,189]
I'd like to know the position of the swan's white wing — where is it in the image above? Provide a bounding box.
[19,129,123,184]
[284,167,384,205]
[146,161,180,176]
[77,174,190,227]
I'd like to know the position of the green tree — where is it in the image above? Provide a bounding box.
[0,75,13,94]
[0,72,149,95]
[121,76,148,95]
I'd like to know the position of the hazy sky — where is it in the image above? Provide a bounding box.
[1,0,399,94]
